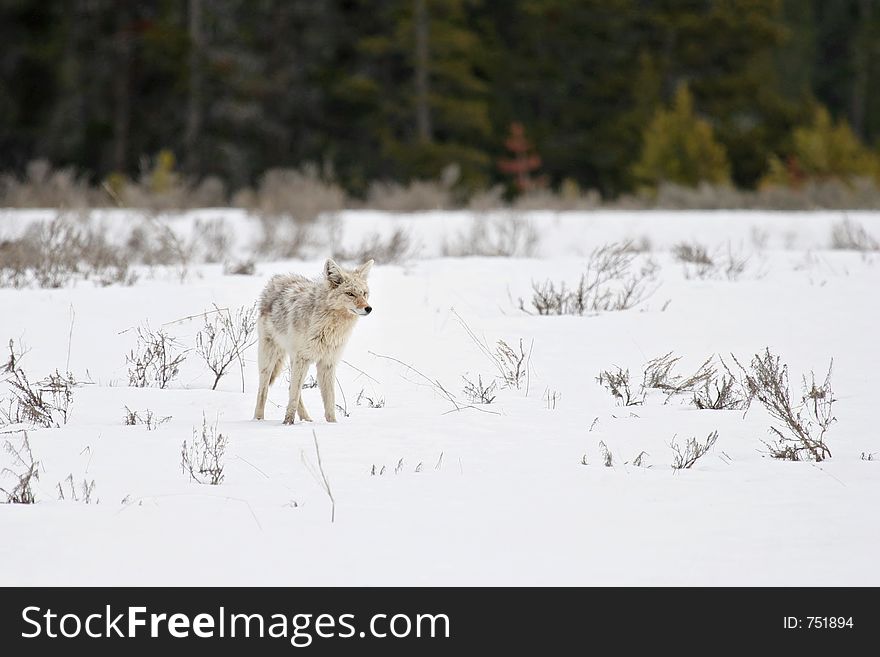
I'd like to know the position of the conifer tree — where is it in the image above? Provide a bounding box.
[632,86,732,188]
[761,106,880,186]
[497,122,544,193]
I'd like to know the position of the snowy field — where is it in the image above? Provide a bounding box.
[0,208,879,586]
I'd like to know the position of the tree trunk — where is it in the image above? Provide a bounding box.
[851,0,873,140]
[112,0,132,173]
[185,0,204,173]
[414,0,432,143]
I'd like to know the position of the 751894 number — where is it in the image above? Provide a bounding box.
[807,617,853,629]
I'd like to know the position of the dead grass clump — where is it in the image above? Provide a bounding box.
[444,215,539,257]
[366,179,454,212]
[733,348,835,462]
[0,432,40,504]
[670,431,719,469]
[247,166,346,224]
[830,217,879,251]
[597,367,644,406]
[522,243,658,315]
[126,326,187,389]
[181,414,228,485]
[333,228,417,264]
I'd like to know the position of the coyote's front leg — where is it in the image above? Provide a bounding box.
[317,361,337,422]
[284,355,311,424]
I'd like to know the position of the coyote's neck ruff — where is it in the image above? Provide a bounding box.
[253,258,373,424]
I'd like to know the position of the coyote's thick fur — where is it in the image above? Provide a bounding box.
[254,258,373,424]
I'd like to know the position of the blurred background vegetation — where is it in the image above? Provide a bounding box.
[2,0,880,207]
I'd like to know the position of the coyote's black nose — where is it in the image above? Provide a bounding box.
[364,306,372,314]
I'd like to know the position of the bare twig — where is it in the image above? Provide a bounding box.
[451,309,531,391]
[162,307,230,328]
[341,359,381,384]
[301,430,335,523]
[65,304,75,373]
[368,350,499,415]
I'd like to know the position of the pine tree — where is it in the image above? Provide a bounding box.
[632,85,732,188]
[336,0,493,192]
[488,0,645,196]
[642,0,802,189]
[497,122,544,193]
[761,106,880,186]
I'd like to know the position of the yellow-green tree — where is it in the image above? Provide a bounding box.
[761,107,880,187]
[632,86,732,188]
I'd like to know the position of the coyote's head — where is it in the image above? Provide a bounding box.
[324,258,374,316]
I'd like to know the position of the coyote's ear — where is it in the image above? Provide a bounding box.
[356,259,374,278]
[324,258,344,287]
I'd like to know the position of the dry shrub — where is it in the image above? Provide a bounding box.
[521,243,658,315]
[642,352,746,409]
[366,180,454,212]
[465,181,601,212]
[642,352,685,392]
[444,214,539,257]
[757,177,880,211]
[246,166,346,223]
[187,177,228,208]
[123,406,171,430]
[2,340,79,427]
[123,215,192,280]
[733,349,835,461]
[643,353,714,398]
[597,367,644,406]
[646,182,750,210]
[0,214,136,288]
[621,236,653,253]
[671,242,750,281]
[181,414,228,485]
[466,185,506,211]
[223,259,256,276]
[461,375,497,404]
[830,217,879,251]
[670,431,719,469]
[6,159,880,212]
[611,179,880,210]
[0,432,39,504]
[195,304,258,391]
[691,372,747,410]
[513,187,602,211]
[493,339,529,390]
[252,215,313,260]
[116,152,227,210]
[672,241,713,265]
[333,227,417,264]
[453,311,531,391]
[0,160,99,208]
[191,218,233,264]
[126,326,187,389]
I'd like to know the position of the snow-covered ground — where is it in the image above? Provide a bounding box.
[0,209,878,585]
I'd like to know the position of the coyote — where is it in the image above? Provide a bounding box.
[254,258,374,424]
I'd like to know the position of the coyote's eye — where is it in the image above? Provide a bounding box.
[346,291,356,297]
